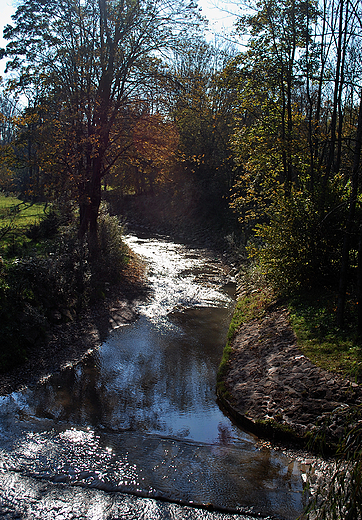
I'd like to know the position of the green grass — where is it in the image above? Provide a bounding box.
[288,292,362,380]
[217,288,274,394]
[0,194,46,257]
[0,194,45,226]
[226,290,273,342]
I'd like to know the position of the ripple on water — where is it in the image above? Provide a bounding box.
[0,235,308,520]
[1,426,305,518]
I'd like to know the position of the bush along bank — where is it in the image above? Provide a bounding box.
[0,203,140,373]
[217,278,362,454]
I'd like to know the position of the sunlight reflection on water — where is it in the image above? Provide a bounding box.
[125,235,231,324]
[0,234,307,520]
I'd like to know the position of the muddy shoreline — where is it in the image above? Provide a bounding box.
[0,278,148,396]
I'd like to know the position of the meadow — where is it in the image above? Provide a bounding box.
[0,194,46,257]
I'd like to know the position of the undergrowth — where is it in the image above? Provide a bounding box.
[0,197,130,372]
[288,291,362,381]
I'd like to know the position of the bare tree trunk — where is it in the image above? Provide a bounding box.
[335,0,349,175]
[88,171,102,251]
[314,0,328,167]
[323,0,345,190]
[78,159,103,255]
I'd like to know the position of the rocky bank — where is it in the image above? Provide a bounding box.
[218,303,362,449]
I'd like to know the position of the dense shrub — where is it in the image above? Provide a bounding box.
[0,207,128,372]
[92,208,128,287]
[248,191,342,295]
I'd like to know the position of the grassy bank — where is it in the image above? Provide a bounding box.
[0,194,45,225]
[216,287,274,398]
[0,194,47,257]
[288,293,362,381]
[219,280,362,395]
[216,270,362,450]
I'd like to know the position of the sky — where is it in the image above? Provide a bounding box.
[0,0,14,77]
[199,0,240,36]
[0,0,241,77]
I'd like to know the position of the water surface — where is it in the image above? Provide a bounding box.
[0,235,307,519]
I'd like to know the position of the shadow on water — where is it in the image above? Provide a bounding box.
[0,235,308,519]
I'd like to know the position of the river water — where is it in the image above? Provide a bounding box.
[0,235,307,520]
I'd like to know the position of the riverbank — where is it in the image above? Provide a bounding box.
[3,226,360,455]
[0,258,148,396]
[217,302,362,451]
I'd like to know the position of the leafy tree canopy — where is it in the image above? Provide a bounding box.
[1,0,204,244]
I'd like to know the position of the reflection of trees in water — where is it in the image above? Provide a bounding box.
[32,306,230,435]
[34,353,104,426]
[28,236,236,436]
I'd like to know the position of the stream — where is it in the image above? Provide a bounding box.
[0,234,308,520]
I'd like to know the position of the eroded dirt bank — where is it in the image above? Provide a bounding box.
[218,303,362,449]
[0,273,148,396]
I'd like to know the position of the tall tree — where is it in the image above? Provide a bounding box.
[2,0,202,247]
[235,0,316,194]
[229,0,362,318]
[168,37,237,225]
